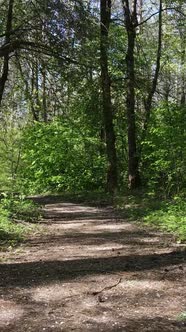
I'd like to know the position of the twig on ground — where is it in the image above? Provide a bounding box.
[89,277,122,296]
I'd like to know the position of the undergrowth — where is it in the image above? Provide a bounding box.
[1,195,41,221]
[115,193,186,242]
[0,194,41,248]
[0,207,25,247]
[143,198,186,242]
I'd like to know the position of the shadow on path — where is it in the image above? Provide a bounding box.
[0,195,186,332]
[0,249,185,289]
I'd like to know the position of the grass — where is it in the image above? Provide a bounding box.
[143,198,186,242]
[0,215,25,247]
[0,195,41,249]
[115,193,186,242]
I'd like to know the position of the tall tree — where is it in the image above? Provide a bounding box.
[0,0,14,106]
[142,0,162,141]
[100,0,118,193]
[122,0,140,189]
[121,0,163,189]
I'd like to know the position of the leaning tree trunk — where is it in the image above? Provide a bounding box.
[0,0,14,106]
[100,0,117,193]
[122,0,141,189]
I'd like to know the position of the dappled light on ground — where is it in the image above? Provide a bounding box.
[0,197,185,331]
[0,300,25,328]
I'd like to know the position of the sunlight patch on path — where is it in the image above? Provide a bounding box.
[0,299,25,327]
[0,199,185,332]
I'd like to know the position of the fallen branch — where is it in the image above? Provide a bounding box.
[89,277,122,296]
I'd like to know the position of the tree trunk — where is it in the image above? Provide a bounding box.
[16,57,39,121]
[122,0,141,189]
[142,0,162,139]
[180,29,185,106]
[0,0,14,106]
[41,63,47,122]
[100,0,117,193]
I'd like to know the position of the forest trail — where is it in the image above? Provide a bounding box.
[0,196,186,332]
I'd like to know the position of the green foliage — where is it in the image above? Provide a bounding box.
[144,198,186,241]
[115,193,186,242]
[1,194,41,222]
[142,103,186,196]
[0,205,24,246]
[20,120,107,193]
[0,194,40,247]
[0,0,185,201]
[0,116,22,191]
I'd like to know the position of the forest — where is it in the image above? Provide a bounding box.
[0,1,186,331]
[0,0,186,240]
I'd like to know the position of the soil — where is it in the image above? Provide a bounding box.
[0,195,186,332]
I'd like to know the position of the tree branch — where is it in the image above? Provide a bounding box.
[138,7,186,27]
[112,7,185,27]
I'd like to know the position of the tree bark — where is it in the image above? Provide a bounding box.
[122,0,141,189]
[142,0,162,139]
[0,0,14,106]
[41,63,47,122]
[180,28,185,107]
[16,57,39,121]
[100,0,118,193]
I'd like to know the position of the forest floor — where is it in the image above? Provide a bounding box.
[0,195,186,332]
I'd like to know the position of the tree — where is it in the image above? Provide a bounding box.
[122,0,140,189]
[0,0,185,195]
[0,0,14,106]
[121,0,164,189]
[100,0,118,193]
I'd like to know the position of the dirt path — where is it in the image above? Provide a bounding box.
[0,196,186,332]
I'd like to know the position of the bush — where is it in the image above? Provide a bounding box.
[0,205,24,245]
[142,103,186,196]
[20,120,107,194]
[115,193,186,242]
[1,194,41,222]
